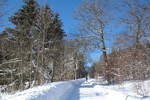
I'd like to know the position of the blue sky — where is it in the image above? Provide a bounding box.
[0,0,22,31]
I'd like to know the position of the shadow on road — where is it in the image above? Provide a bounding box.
[68,80,98,100]
[68,81,85,100]
[80,82,96,88]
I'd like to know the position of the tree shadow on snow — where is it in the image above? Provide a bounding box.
[125,95,150,100]
[69,87,80,100]
[80,82,96,88]
[67,81,85,100]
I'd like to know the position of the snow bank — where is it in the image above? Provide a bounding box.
[0,79,84,100]
[109,80,150,97]
[94,79,150,100]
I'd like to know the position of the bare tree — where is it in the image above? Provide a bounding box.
[75,0,113,84]
[62,39,86,80]
[116,0,150,48]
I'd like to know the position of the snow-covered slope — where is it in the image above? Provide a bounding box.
[1,79,150,100]
[0,79,84,100]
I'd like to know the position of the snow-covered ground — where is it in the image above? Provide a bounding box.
[75,79,150,100]
[0,79,84,100]
[1,79,150,100]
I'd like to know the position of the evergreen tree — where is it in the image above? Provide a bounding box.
[0,0,39,90]
[10,0,38,35]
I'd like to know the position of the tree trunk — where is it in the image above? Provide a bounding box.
[100,28,112,84]
[135,17,141,48]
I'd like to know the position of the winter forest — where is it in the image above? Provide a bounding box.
[0,0,150,100]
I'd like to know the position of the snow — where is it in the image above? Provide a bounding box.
[70,79,150,100]
[0,79,84,100]
[1,79,150,100]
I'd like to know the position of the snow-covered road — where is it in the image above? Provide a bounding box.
[70,80,103,100]
[1,79,150,100]
[69,79,150,100]
[69,79,125,100]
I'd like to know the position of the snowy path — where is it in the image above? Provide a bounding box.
[70,79,125,100]
[1,79,150,100]
[68,81,97,100]
[74,81,106,100]
[69,79,150,100]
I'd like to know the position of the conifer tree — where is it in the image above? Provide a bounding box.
[2,0,39,90]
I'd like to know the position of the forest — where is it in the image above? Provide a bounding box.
[0,0,150,95]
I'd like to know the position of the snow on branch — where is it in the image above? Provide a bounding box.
[0,58,22,66]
